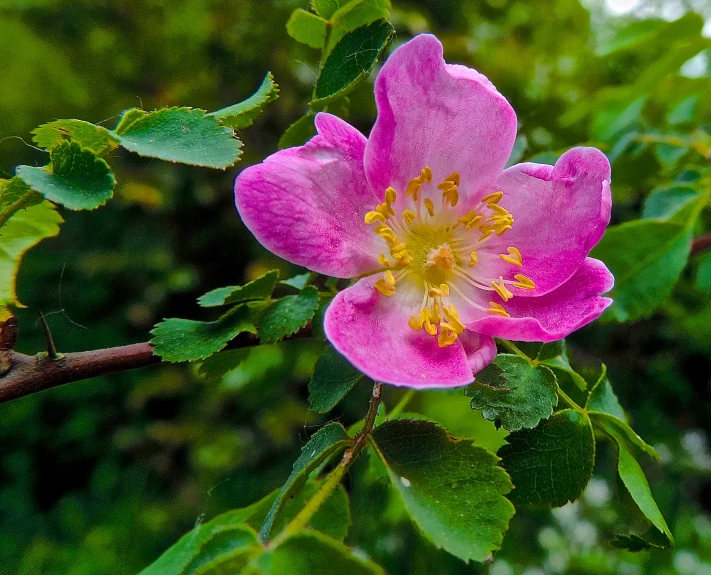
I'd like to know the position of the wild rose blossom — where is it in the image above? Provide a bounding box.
[235,35,613,388]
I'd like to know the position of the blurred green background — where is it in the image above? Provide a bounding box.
[2,0,711,573]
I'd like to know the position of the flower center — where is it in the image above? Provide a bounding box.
[363,166,535,348]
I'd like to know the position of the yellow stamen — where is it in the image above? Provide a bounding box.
[438,329,458,348]
[428,287,444,298]
[496,225,512,236]
[488,203,509,215]
[424,318,437,336]
[487,302,510,317]
[500,247,522,267]
[409,310,425,331]
[421,166,432,183]
[442,305,465,333]
[374,270,396,297]
[482,191,504,204]
[424,198,435,217]
[439,283,450,296]
[365,211,386,224]
[466,215,483,230]
[491,276,513,302]
[513,274,536,290]
[426,303,441,324]
[468,251,478,267]
[385,187,397,205]
[402,209,416,224]
[378,254,391,268]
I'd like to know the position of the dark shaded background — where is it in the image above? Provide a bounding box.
[2,0,711,573]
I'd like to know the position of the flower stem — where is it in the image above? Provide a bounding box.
[557,386,582,411]
[495,338,530,360]
[272,381,384,545]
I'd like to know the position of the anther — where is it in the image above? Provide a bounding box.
[374,270,396,297]
[487,302,510,317]
[385,187,397,205]
[378,254,392,268]
[403,209,416,224]
[500,247,522,267]
[513,274,536,290]
[491,276,513,302]
[482,191,504,204]
[468,251,478,267]
[424,198,435,217]
[365,211,386,224]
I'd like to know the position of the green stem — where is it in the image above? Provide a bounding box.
[495,338,530,360]
[557,386,582,411]
[388,389,414,419]
[272,381,384,545]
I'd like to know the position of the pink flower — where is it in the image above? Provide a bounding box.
[235,35,613,389]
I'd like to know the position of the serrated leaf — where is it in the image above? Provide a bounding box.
[328,0,391,51]
[151,306,256,363]
[16,141,115,210]
[211,72,279,130]
[0,200,63,307]
[115,107,242,169]
[260,422,352,540]
[278,111,317,149]
[499,409,595,509]
[309,345,364,413]
[518,340,587,391]
[286,8,328,49]
[198,270,279,307]
[258,286,319,344]
[313,20,394,105]
[586,365,626,421]
[32,119,119,156]
[615,444,673,548]
[591,219,694,322]
[588,411,659,461]
[0,177,42,229]
[466,354,558,432]
[256,531,385,575]
[370,419,514,563]
[472,362,508,387]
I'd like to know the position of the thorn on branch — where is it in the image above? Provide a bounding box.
[39,312,60,360]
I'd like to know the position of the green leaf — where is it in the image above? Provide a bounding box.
[138,479,352,575]
[0,177,42,229]
[0,201,63,307]
[370,419,514,563]
[641,186,701,221]
[615,444,673,548]
[32,119,119,156]
[696,251,711,293]
[499,409,595,508]
[328,0,391,51]
[667,95,697,125]
[286,9,328,49]
[210,72,279,130]
[278,112,317,149]
[258,286,319,344]
[313,20,394,105]
[16,141,116,210]
[597,19,665,56]
[308,345,364,413]
[138,521,260,575]
[151,306,256,362]
[465,354,558,431]
[256,531,385,575]
[586,365,626,421]
[280,272,312,290]
[590,219,693,322]
[311,0,344,19]
[198,270,279,308]
[259,422,352,540]
[115,107,242,169]
[588,411,659,461]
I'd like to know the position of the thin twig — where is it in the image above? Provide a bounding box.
[0,325,313,405]
[691,231,711,257]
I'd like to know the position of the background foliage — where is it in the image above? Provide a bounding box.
[2,0,711,573]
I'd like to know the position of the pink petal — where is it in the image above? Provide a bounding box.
[324,278,476,388]
[364,34,517,206]
[468,258,614,342]
[458,330,497,375]
[488,147,612,296]
[235,113,381,278]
